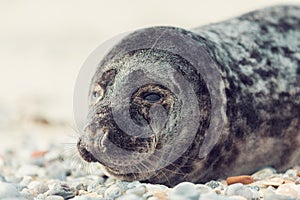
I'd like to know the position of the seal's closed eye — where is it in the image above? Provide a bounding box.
[142,92,162,103]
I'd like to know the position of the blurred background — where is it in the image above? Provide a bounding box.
[0,0,299,150]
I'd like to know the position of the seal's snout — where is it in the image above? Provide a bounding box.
[77,137,98,163]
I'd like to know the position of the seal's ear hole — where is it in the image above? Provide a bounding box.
[142,92,162,103]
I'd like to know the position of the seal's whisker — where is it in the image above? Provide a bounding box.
[152,148,200,165]
[140,153,186,176]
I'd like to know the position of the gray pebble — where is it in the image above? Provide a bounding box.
[46,195,65,200]
[195,184,213,194]
[71,195,105,200]
[105,185,122,199]
[96,186,107,195]
[20,188,34,200]
[169,182,199,200]
[205,181,221,189]
[0,174,6,182]
[47,183,75,199]
[19,176,33,188]
[225,183,259,200]
[28,180,49,194]
[36,193,47,200]
[125,185,146,196]
[0,182,20,198]
[252,167,276,180]
[87,181,101,193]
[200,193,247,200]
[46,162,68,180]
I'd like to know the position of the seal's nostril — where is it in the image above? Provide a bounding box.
[77,138,98,163]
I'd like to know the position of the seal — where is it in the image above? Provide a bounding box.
[76,5,300,186]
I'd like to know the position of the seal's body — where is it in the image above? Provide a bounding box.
[77,5,300,186]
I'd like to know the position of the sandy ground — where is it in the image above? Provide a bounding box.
[0,0,299,151]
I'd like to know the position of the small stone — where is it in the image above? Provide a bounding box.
[284,169,298,178]
[263,177,285,188]
[169,182,199,200]
[127,181,141,189]
[0,174,6,182]
[252,167,276,180]
[263,187,295,200]
[28,180,49,194]
[36,193,47,200]
[125,185,146,196]
[96,186,107,195]
[47,183,75,199]
[19,176,33,189]
[20,188,34,199]
[46,162,68,180]
[17,164,40,177]
[225,183,259,200]
[195,184,213,194]
[31,150,48,158]
[226,175,254,185]
[104,185,122,199]
[147,197,159,200]
[276,184,300,199]
[205,180,221,189]
[152,190,168,200]
[46,195,65,200]
[0,182,20,198]
[200,192,247,200]
[117,193,142,200]
[142,183,168,193]
[297,171,300,177]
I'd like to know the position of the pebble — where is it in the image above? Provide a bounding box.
[46,183,75,199]
[125,185,146,196]
[225,183,260,200]
[28,180,49,194]
[276,184,300,199]
[46,195,65,200]
[263,187,296,200]
[252,167,276,180]
[0,182,20,198]
[169,182,199,200]
[117,194,142,200]
[195,184,213,194]
[17,164,41,177]
[226,175,254,185]
[1,124,300,200]
[205,180,221,189]
[104,184,123,199]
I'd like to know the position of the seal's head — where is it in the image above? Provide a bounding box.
[76,27,226,186]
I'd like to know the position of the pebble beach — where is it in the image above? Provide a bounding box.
[1,1,300,199]
[1,107,300,200]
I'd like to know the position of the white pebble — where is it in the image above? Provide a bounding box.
[46,195,65,200]
[0,182,20,198]
[276,183,300,199]
[17,164,40,177]
[169,182,199,200]
[28,180,49,194]
[125,185,146,196]
[195,184,213,194]
[116,193,142,200]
